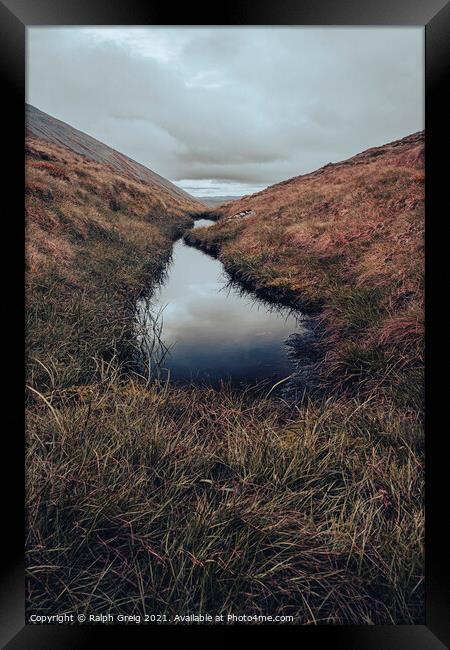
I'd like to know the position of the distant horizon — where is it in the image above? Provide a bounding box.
[27,27,423,196]
[25,98,423,200]
[26,99,424,201]
[26,100,263,198]
[174,179,265,198]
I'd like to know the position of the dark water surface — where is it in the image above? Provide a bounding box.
[138,219,304,388]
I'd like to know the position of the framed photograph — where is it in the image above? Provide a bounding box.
[1,0,448,647]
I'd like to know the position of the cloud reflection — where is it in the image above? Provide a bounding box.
[142,239,302,385]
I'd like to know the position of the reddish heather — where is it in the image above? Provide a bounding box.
[187,132,424,399]
[26,104,194,201]
[26,135,204,284]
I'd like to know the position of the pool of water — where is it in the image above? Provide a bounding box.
[192,218,217,229]
[137,219,305,388]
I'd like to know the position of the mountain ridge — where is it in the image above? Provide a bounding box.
[26,103,202,205]
[186,130,424,398]
[209,130,424,217]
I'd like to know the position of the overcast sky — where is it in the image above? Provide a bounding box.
[27,27,423,197]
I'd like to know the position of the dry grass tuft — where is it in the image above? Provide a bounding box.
[27,375,424,623]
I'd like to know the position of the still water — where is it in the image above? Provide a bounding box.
[138,219,303,388]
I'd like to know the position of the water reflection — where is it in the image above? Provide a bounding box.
[192,218,216,229]
[139,221,304,387]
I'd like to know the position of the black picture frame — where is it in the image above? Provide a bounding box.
[1,0,448,647]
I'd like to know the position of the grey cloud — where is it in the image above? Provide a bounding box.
[27,27,423,194]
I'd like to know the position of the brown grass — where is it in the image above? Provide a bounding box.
[25,131,424,624]
[185,132,424,405]
[27,374,424,624]
[26,136,203,390]
[26,137,202,284]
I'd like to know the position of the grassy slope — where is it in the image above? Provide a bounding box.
[26,136,202,389]
[26,132,424,624]
[26,103,195,202]
[186,132,424,406]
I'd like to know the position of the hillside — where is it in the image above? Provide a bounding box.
[26,104,197,202]
[186,132,424,402]
[26,106,204,388]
